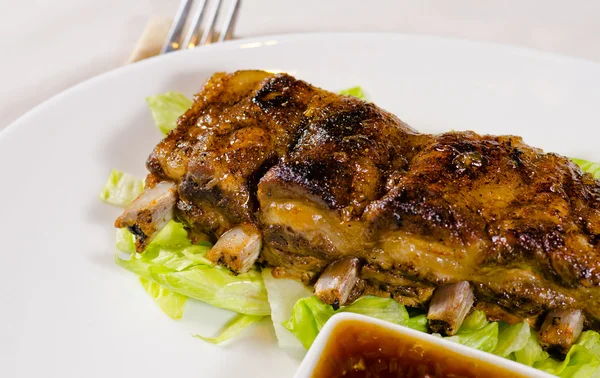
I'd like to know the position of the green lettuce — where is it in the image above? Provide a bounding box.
[460,308,488,330]
[115,221,270,316]
[282,295,408,349]
[404,314,428,333]
[261,268,312,349]
[99,169,144,206]
[445,311,499,353]
[534,331,600,377]
[572,158,600,178]
[194,314,264,344]
[281,296,335,349]
[513,332,548,366]
[146,92,193,134]
[494,322,531,357]
[139,277,187,319]
[339,86,366,100]
[446,322,499,353]
[340,296,409,324]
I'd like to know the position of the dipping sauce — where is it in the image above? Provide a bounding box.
[312,319,529,378]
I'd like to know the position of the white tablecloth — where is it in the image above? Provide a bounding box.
[2,0,600,128]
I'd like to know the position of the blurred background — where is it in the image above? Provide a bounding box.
[1,0,600,128]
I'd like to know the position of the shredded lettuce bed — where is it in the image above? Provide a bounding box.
[100,87,600,376]
[114,222,270,316]
[101,167,268,342]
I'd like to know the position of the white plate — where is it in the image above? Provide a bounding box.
[2,33,600,378]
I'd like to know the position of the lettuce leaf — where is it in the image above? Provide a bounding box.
[194,313,264,344]
[446,311,499,353]
[282,296,333,349]
[116,227,136,253]
[115,221,270,316]
[446,322,499,353]
[512,332,548,366]
[534,332,600,377]
[494,322,531,357]
[461,309,488,330]
[577,331,600,360]
[339,86,366,100]
[261,268,312,349]
[146,92,193,134]
[404,314,428,333]
[99,169,144,206]
[139,277,187,319]
[572,158,600,178]
[282,295,408,349]
[340,296,409,324]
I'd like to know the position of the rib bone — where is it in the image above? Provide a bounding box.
[427,281,474,336]
[314,257,361,309]
[538,309,585,356]
[115,181,177,252]
[206,224,262,274]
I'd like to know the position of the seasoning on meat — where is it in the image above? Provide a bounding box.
[116,70,600,355]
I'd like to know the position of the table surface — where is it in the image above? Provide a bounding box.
[2,0,600,129]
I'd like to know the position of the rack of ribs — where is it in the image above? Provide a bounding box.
[116,70,600,355]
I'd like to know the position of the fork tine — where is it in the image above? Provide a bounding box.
[182,0,208,49]
[161,0,194,53]
[217,0,241,43]
[199,0,224,46]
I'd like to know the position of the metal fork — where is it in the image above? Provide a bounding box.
[161,0,241,54]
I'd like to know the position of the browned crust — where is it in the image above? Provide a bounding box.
[134,70,600,331]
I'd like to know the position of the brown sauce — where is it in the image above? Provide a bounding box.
[312,319,529,378]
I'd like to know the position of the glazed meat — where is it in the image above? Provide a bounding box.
[116,70,600,352]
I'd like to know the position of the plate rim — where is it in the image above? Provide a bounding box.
[4,31,600,142]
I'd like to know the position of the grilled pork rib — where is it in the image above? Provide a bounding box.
[116,70,600,352]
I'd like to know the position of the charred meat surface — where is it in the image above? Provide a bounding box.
[117,70,600,351]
